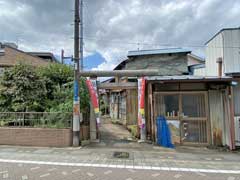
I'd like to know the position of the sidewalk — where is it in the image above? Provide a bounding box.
[0,144,239,174]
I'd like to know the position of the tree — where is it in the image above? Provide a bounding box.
[0,63,90,115]
[0,64,47,112]
[37,63,89,113]
[37,63,74,100]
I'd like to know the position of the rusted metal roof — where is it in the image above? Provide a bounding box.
[146,75,233,82]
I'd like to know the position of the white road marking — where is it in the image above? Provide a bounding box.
[174,174,182,178]
[104,170,112,175]
[195,172,206,176]
[87,172,94,177]
[40,173,50,178]
[126,178,133,180]
[3,173,8,179]
[205,158,212,161]
[48,168,57,172]
[30,167,40,171]
[0,171,8,174]
[227,177,236,180]
[152,173,160,177]
[0,159,239,174]
[21,175,28,180]
[72,169,81,173]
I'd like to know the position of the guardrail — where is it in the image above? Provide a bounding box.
[0,112,72,129]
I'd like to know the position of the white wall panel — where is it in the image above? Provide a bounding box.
[223,30,240,74]
[206,34,224,76]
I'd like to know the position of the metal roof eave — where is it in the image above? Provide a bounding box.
[146,75,233,83]
[128,48,191,57]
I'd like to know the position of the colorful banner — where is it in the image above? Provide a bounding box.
[86,79,100,126]
[138,77,146,129]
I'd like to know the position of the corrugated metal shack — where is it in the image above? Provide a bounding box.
[145,76,235,147]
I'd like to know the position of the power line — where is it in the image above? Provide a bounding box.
[83,36,240,49]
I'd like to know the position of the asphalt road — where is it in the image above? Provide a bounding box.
[0,162,239,180]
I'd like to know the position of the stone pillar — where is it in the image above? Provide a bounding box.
[90,104,97,141]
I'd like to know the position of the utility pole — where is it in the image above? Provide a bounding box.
[80,0,84,70]
[73,0,81,146]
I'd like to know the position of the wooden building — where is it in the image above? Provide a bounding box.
[145,76,235,148]
[104,48,204,127]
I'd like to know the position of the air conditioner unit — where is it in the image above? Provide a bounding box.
[235,116,240,146]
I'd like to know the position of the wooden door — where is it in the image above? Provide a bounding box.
[153,92,209,145]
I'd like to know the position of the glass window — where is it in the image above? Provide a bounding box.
[163,95,179,117]
[182,94,206,117]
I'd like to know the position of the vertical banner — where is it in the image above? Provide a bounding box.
[86,79,100,126]
[138,77,146,129]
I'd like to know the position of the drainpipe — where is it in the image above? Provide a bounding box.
[216,57,223,77]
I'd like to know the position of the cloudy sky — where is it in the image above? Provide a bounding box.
[0,0,240,70]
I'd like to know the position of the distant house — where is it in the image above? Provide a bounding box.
[28,52,58,63]
[0,42,57,74]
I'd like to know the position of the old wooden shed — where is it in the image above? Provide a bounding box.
[145,76,235,148]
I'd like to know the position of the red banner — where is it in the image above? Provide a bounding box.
[138,77,146,128]
[86,79,100,125]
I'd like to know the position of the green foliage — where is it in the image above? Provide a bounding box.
[127,125,139,138]
[0,63,90,115]
[0,64,46,112]
[37,63,74,100]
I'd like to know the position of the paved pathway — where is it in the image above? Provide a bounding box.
[98,117,137,147]
[0,145,239,175]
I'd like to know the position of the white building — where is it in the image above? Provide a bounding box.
[196,27,240,146]
[205,27,240,76]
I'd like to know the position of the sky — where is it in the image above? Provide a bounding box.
[0,0,240,70]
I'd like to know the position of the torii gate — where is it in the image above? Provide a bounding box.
[79,69,163,144]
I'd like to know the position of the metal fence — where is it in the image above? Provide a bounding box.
[0,112,72,129]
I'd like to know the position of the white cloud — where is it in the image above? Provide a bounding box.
[1,0,240,70]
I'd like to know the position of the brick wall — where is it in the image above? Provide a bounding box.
[0,125,90,147]
[0,128,72,147]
